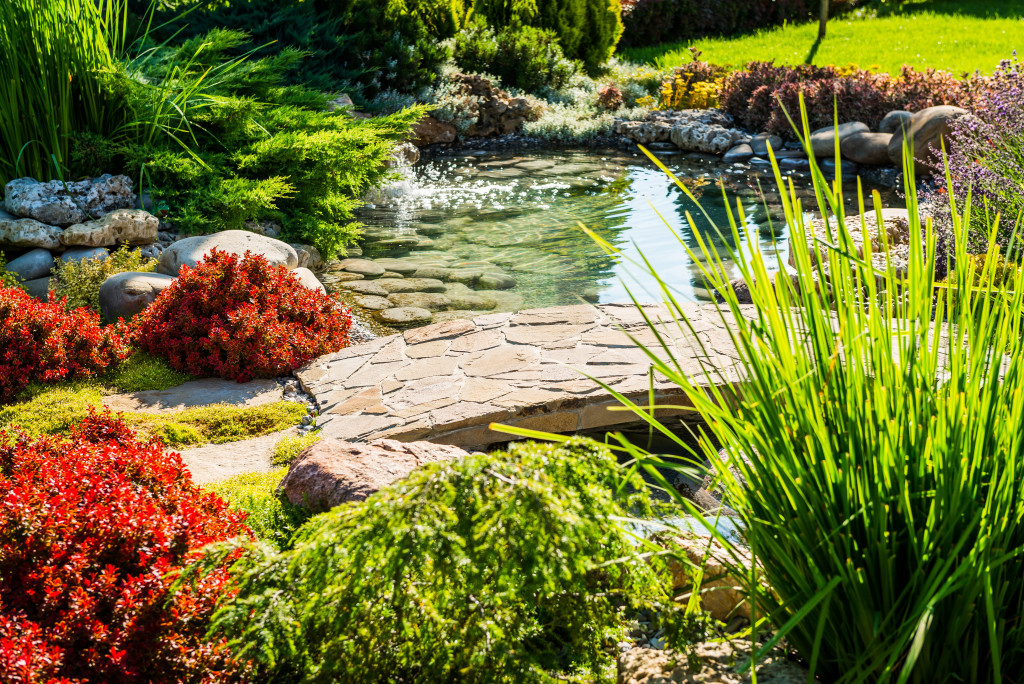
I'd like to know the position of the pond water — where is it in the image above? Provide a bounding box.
[353,149,902,312]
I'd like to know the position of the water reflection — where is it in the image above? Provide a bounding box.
[356,149,902,309]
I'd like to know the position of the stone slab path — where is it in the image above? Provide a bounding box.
[297,303,751,450]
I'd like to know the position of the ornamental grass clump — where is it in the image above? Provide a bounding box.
[201,438,669,683]
[134,249,352,381]
[0,411,251,682]
[585,103,1024,681]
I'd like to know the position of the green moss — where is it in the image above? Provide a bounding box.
[1,371,305,448]
[102,353,193,393]
[271,431,321,466]
[206,468,311,549]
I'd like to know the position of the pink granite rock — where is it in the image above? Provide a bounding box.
[277,438,470,511]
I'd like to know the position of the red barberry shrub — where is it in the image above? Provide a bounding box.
[0,286,131,403]
[0,411,251,683]
[134,249,352,381]
[721,61,981,139]
[597,83,624,110]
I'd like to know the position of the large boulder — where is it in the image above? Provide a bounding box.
[879,109,913,135]
[411,115,457,146]
[98,271,176,321]
[22,276,51,301]
[840,131,893,166]
[0,217,63,250]
[157,230,299,275]
[4,174,135,226]
[887,105,969,174]
[291,266,326,293]
[5,248,54,280]
[278,438,471,511]
[60,209,159,247]
[809,121,869,158]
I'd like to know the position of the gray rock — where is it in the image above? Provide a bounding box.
[373,258,420,275]
[887,105,969,174]
[841,131,893,166]
[277,438,470,511]
[749,133,782,156]
[4,174,136,226]
[413,266,452,280]
[351,294,392,310]
[5,248,53,280]
[337,258,385,277]
[342,280,389,296]
[290,243,324,271]
[722,143,754,164]
[157,230,299,275]
[98,271,175,321]
[879,110,914,135]
[60,208,159,247]
[475,272,516,290]
[376,277,446,294]
[670,121,747,154]
[778,157,811,172]
[0,217,63,249]
[386,292,451,311]
[809,121,869,158]
[387,142,421,168]
[291,267,326,293]
[139,244,162,261]
[60,246,109,263]
[22,276,51,301]
[377,306,433,326]
[447,292,498,310]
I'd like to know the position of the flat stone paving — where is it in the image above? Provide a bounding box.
[298,303,751,450]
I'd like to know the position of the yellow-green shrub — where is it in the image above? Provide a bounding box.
[50,244,156,315]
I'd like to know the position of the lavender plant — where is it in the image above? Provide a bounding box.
[937,55,1024,256]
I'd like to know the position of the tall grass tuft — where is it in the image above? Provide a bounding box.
[0,0,127,183]
[569,102,1024,681]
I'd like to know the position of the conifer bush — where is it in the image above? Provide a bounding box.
[474,0,624,74]
[134,250,352,382]
[205,438,669,683]
[0,411,250,682]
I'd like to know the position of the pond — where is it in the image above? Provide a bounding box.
[343,149,902,316]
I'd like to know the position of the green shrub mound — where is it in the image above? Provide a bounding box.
[206,438,668,682]
[474,0,623,74]
[50,244,156,315]
[314,0,465,96]
[454,21,579,94]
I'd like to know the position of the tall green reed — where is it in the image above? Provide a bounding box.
[500,100,1024,682]
[0,0,126,183]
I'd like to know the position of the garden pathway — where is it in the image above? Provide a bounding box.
[297,303,753,451]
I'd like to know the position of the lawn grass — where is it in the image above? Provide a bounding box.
[620,0,1024,75]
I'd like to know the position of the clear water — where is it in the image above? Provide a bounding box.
[357,149,902,309]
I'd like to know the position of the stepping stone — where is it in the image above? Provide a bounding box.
[103,378,284,414]
[377,307,433,326]
[352,294,392,310]
[338,258,384,277]
[341,280,389,296]
[387,292,451,311]
[376,277,446,294]
[374,258,420,275]
[476,272,516,290]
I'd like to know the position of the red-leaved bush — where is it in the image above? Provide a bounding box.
[721,62,983,138]
[0,286,131,402]
[0,411,251,683]
[134,249,352,381]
